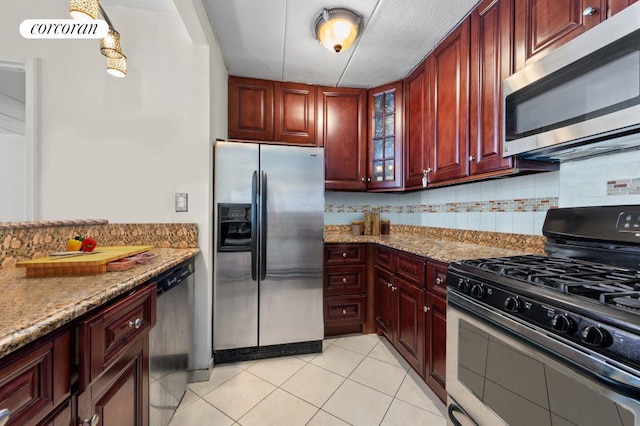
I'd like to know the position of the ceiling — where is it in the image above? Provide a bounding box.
[99,0,481,88]
[202,0,480,88]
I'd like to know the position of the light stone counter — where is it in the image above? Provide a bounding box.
[0,247,199,359]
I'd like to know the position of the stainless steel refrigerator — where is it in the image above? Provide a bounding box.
[213,141,324,362]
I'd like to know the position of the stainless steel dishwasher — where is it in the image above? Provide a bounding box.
[149,258,195,426]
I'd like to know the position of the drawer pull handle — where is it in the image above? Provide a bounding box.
[435,277,443,285]
[423,305,430,312]
[342,309,347,314]
[128,318,142,329]
[0,409,10,426]
[342,277,347,283]
[342,252,347,258]
[82,414,100,426]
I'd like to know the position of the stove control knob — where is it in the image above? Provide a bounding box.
[470,283,486,299]
[551,314,576,334]
[457,278,471,293]
[580,326,612,347]
[504,297,521,313]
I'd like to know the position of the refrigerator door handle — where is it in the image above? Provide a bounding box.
[260,171,267,280]
[251,170,258,281]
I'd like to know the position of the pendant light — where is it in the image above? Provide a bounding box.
[314,8,362,53]
[100,29,124,59]
[69,0,100,20]
[106,55,127,78]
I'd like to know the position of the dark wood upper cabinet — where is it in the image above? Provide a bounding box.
[274,82,316,145]
[404,62,430,190]
[427,19,470,184]
[469,0,514,175]
[367,81,404,191]
[228,76,274,141]
[608,0,639,16]
[514,0,606,71]
[318,86,368,191]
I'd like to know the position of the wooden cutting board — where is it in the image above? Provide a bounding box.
[16,245,155,277]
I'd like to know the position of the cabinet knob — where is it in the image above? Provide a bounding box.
[361,177,365,182]
[583,6,597,15]
[469,156,475,161]
[342,309,347,315]
[367,177,371,182]
[387,282,392,288]
[0,409,10,426]
[342,277,347,283]
[422,168,432,174]
[128,318,142,329]
[342,252,347,258]
[423,305,430,312]
[435,277,443,285]
[392,286,397,291]
[82,414,100,426]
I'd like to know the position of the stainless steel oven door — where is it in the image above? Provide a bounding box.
[447,290,640,426]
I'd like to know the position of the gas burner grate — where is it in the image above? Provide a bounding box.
[462,255,640,307]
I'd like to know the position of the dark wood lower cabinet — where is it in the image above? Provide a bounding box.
[374,266,395,341]
[425,292,447,402]
[395,279,425,376]
[77,337,149,426]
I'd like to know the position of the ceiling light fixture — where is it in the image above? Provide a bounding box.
[69,0,100,20]
[100,28,124,59]
[314,8,362,53]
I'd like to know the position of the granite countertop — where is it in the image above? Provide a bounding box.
[324,233,531,263]
[0,247,199,359]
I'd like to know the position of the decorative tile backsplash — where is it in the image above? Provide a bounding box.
[607,178,640,196]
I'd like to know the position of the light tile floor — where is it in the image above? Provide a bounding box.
[170,334,446,426]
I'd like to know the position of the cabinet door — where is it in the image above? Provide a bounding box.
[608,0,639,16]
[395,279,425,376]
[368,81,404,190]
[228,76,274,141]
[77,337,148,426]
[514,0,605,71]
[374,267,395,340]
[428,19,470,184]
[404,62,430,189]
[425,293,447,403]
[469,0,514,175]
[274,82,316,145]
[318,87,367,191]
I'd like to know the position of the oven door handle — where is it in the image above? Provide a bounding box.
[448,403,478,426]
[449,290,640,399]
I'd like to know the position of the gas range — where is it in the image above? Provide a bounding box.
[448,205,640,373]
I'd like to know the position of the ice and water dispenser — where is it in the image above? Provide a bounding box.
[217,204,252,252]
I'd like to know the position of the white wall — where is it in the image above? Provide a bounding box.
[0,134,26,221]
[1,0,228,374]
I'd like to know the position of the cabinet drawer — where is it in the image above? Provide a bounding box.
[373,246,395,272]
[324,265,367,295]
[396,253,426,287]
[79,281,156,390]
[0,329,70,426]
[324,295,366,327]
[427,261,448,297]
[324,244,366,265]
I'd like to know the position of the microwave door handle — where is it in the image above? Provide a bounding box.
[260,171,267,281]
[448,404,478,426]
[251,170,258,281]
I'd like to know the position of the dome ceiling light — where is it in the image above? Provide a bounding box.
[314,8,362,53]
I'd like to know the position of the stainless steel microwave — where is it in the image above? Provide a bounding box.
[503,3,640,162]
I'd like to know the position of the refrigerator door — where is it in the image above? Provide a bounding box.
[258,145,325,346]
[213,142,260,350]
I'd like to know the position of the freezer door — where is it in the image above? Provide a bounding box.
[259,145,325,346]
[213,142,259,350]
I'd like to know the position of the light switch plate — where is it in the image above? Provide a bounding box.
[175,193,188,212]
